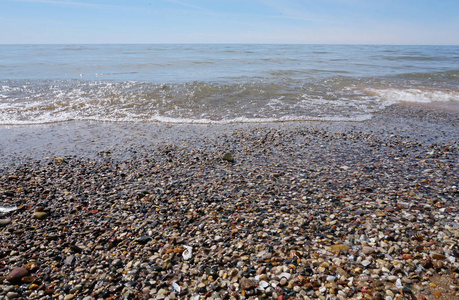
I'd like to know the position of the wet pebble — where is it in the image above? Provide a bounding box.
[0,109,457,299]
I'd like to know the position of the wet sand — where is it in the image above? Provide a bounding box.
[0,103,458,299]
[402,101,459,114]
[0,103,457,169]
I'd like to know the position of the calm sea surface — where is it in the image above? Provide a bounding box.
[0,44,458,124]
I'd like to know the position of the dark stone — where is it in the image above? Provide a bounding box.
[402,286,412,294]
[70,245,82,253]
[222,152,235,163]
[151,266,163,272]
[136,236,151,244]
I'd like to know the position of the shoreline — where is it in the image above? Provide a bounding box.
[400,101,459,114]
[0,103,458,299]
[0,103,457,168]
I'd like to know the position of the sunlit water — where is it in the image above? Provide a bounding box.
[1,44,458,124]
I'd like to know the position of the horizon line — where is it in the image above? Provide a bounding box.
[1,42,458,46]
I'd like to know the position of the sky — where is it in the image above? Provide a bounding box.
[1,0,458,45]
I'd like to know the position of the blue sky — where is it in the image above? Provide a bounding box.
[1,0,458,44]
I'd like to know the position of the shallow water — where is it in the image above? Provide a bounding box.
[1,44,458,124]
[0,104,457,171]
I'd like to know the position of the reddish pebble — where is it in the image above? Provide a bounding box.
[45,284,56,294]
[402,254,413,260]
[6,267,29,282]
[432,253,445,260]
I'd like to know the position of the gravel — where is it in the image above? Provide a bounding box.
[0,104,457,299]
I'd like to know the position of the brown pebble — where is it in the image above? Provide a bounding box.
[331,244,350,252]
[21,276,37,283]
[240,277,257,290]
[33,211,48,219]
[24,262,39,271]
[402,254,413,260]
[432,253,445,260]
[6,267,29,282]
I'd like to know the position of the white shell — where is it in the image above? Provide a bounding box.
[0,206,17,213]
[279,272,291,280]
[257,280,269,291]
[183,245,193,260]
[172,281,181,293]
[395,278,403,289]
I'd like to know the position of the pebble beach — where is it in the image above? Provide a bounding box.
[0,104,458,300]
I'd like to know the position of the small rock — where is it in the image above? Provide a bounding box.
[0,217,11,226]
[136,235,151,244]
[337,267,349,278]
[21,276,37,283]
[6,267,29,282]
[64,255,75,266]
[386,289,394,297]
[279,277,288,286]
[396,278,403,289]
[331,244,350,252]
[33,211,48,219]
[222,152,235,163]
[24,261,39,271]
[6,292,20,299]
[432,253,445,260]
[402,254,413,260]
[54,157,65,163]
[240,277,257,290]
[362,246,375,255]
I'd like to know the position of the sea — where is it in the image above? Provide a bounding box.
[0,44,458,125]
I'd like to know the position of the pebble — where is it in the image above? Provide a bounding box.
[6,267,29,282]
[240,278,257,290]
[0,217,11,226]
[221,152,235,163]
[33,211,48,219]
[362,246,375,255]
[6,292,20,299]
[0,106,457,299]
[362,260,371,267]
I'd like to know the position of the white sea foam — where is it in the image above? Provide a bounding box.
[367,88,459,104]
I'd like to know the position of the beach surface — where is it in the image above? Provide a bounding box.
[0,103,458,299]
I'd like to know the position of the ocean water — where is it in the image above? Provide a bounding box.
[0,44,458,125]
